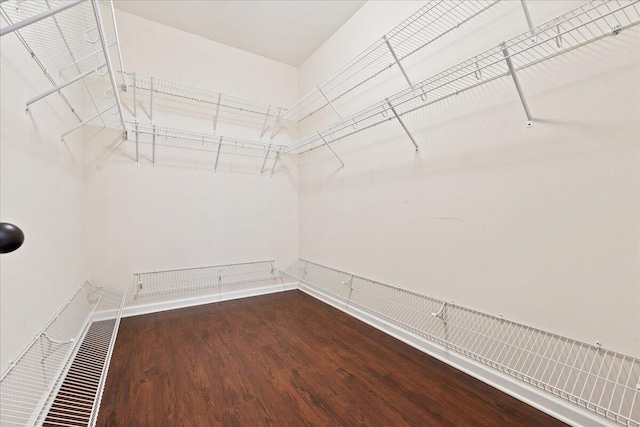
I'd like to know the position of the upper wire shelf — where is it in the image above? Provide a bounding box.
[286,0,640,154]
[281,0,501,123]
[125,72,286,120]
[0,0,126,141]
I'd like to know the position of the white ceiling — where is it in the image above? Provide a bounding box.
[114,0,367,67]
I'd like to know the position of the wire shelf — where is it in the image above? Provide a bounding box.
[0,281,126,427]
[282,0,501,123]
[133,261,281,299]
[125,72,285,121]
[0,0,126,140]
[287,0,640,154]
[283,259,640,427]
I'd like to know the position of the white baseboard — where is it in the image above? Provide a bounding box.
[117,280,616,427]
[296,284,618,427]
[121,282,298,318]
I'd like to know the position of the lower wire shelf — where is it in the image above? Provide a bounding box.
[0,282,126,427]
[283,259,640,427]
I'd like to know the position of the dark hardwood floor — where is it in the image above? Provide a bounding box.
[97,290,567,426]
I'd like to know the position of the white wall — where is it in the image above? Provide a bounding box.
[0,35,88,369]
[84,10,299,298]
[297,1,640,356]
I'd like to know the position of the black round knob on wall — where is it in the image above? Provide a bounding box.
[0,223,25,254]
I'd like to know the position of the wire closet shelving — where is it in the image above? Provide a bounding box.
[286,0,640,156]
[281,0,501,123]
[0,0,127,142]
[284,259,640,427]
[124,72,287,172]
[0,282,126,427]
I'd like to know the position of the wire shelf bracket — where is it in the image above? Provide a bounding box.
[501,43,534,127]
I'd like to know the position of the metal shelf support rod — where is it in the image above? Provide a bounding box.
[132,73,137,121]
[61,104,115,142]
[90,0,126,133]
[214,137,222,172]
[26,63,105,109]
[259,105,271,139]
[134,122,139,166]
[0,0,83,37]
[387,100,419,152]
[501,43,534,127]
[317,85,344,122]
[149,76,154,123]
[151,124,156,166]
[259,144,272,175]
[317,131,345,169]
[520,0,537,42]
[213,93,221,133]
[384,35,413,88]
[269,109,282,140]
[270,151,280,176]
[108,0,126,88]
[57,41,115,75]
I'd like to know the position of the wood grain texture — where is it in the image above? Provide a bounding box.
[97,291,567,426]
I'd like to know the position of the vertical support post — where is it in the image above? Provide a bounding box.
[135,122,139,166]
[108,0,126,88]
[90,0,125,133]
[317,132,345,169]
[259,105,271,139]
[132,73,137,121]
[214,137,222,172]
[384,35,412,88]
[259,144,271,175]
[317,85,344,122]
[149,76,154,123]
[151,124,156,167]
[501,43,533,127]
[270,150,280,176]
[519,0,536,43]
[386,100,419,152]
[213,93,221,133]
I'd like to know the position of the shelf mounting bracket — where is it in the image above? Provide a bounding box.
[317,85,344,122]
[501,43,533,127]
[214,137,222,172]
[317,131,345,169]
[386,100,419,152]
[259,144,272,175]
[259,105,271,139]
[384,35,413,88]
[213,93,221,133]
[270,150,280,176]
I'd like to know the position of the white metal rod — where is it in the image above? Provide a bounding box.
[26,64,105,109]
[384,35,413,87]
[317,132,344,168]
[259,144,271,175]
[0,0,84,37]
[270,151,280,176]
[134,122,139,165]
[108,0,126,88]
[152,124,156,166]
[259,105,271,139]
[214,137,222,171]
[132,73,137,121]
[150,76,154,123]
[61,104,115,141]
[317,85,344,122]
[90,0,126,133]
[269,109,282,141]
[520,0,537,42]
[57,41,115,75]
[386,100,419,152]
[213,94,221,133]
[501,43,534,127]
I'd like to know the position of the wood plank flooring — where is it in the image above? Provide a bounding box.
[97,290,567,426]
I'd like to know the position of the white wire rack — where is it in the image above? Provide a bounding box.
[0,281,126,427]
[125,72,284,126]
[286,0,640,155]
[128,123,285,173]
[0,0,126,142]
[133,260,281,299]
[281,0,501,123]
[283,259,640,427]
